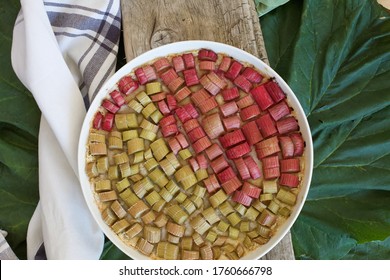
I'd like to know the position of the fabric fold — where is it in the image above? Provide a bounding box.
[11,0,121,259]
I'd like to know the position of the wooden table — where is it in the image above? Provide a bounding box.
[121,0,295,260]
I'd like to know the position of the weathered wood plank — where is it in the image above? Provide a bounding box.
[121,0,294,260]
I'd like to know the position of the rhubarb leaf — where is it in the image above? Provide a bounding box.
[261,0,390,259]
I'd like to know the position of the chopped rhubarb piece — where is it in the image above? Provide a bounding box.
[241,121,263,145]
[207,71,227,89]
[134,67,148,85]
[222,116,241,131]
[226,142,251,159]
[182,53,195,69]
[256,113,278,138]
[143,65,157,81]
[264,81,286,103]
[280,158,301,173]
[204,174,220,193]
[198,49,218,61]
[219,129,245,149]
[217,166,236,184]
[197,97,218,114]
[263,167,280,179]
[242,67,263,83]
[160,68,178,85]
[200,75,221,95]
[172,55,185,72]
[268,100,291,121]
[168,138,181,155]
[102,112,114,131]
[153,58,171,72]
[109,90,125,107]
[236,94,254,109]
[220,101,238,117]
[276,116,299,135]
[182,103,199,119]
[166,95,177,111]
[150,92,167,102]
[196,154,208,169]
[211,155,229,174]
[251,84,275,110]
[255,136,280,159]
[192,136,212,153]
[232,190,253,206]
[187,126,206,143]
[218,56,232,72]
[93,112,103,129]
[221,177,242,194]
[290,133,305,156]
[202,113,225,139]
[240,104,261,121]
[183,118,200,133]
[242,182,262,199]
[189,158,200,172]
[234,158,251,180]
[158,100,170,115]
[102,99,120,114]
[176,133,189,148]
[279,136,295,158]
[175,107,192,123]
[174,86,191,102]
[221,87,240,101]
[183,68,200,87]
[262,155,280,169]
[234,75,252,93]
[118,76,139,95]
[205,143,224,161]
[159,114,176,127]
[243,156,262,179]
[279,173,300,188]
[225,60,243,80]
[191,88,211,107]
[167,76,185,93]
[199,61,215,71]
[161,124,178,137]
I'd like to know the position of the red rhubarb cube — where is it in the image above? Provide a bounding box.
[184,68,200,87]
[250,84,275,110]
[118,76,139,95]
[241,121,263,145]
[225,141,251,159]
[221,87,240,101]
[256,113,278,138]
[219,129,245,149]
[264,81,286,103]
[255,136,280,159]
[241,67,263,83]
[198,48,218,61]
[234,75,252,93]
[225,60,243,80]
[279,173,300,188]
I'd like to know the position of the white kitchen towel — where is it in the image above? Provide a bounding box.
[0,230,18,260]
[11,0,121,259]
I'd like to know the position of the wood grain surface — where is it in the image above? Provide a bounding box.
[121,0,295,260]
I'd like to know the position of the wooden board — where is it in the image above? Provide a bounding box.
[121,0,295,260]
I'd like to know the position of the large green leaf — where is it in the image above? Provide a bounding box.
[0,0,40,259]
[261,0,390,259]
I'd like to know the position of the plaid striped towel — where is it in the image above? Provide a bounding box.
[11,0,121,259]
[0,231,18,260]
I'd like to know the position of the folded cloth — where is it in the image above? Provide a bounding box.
[0,230,18,260]
[11,0,121,259]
